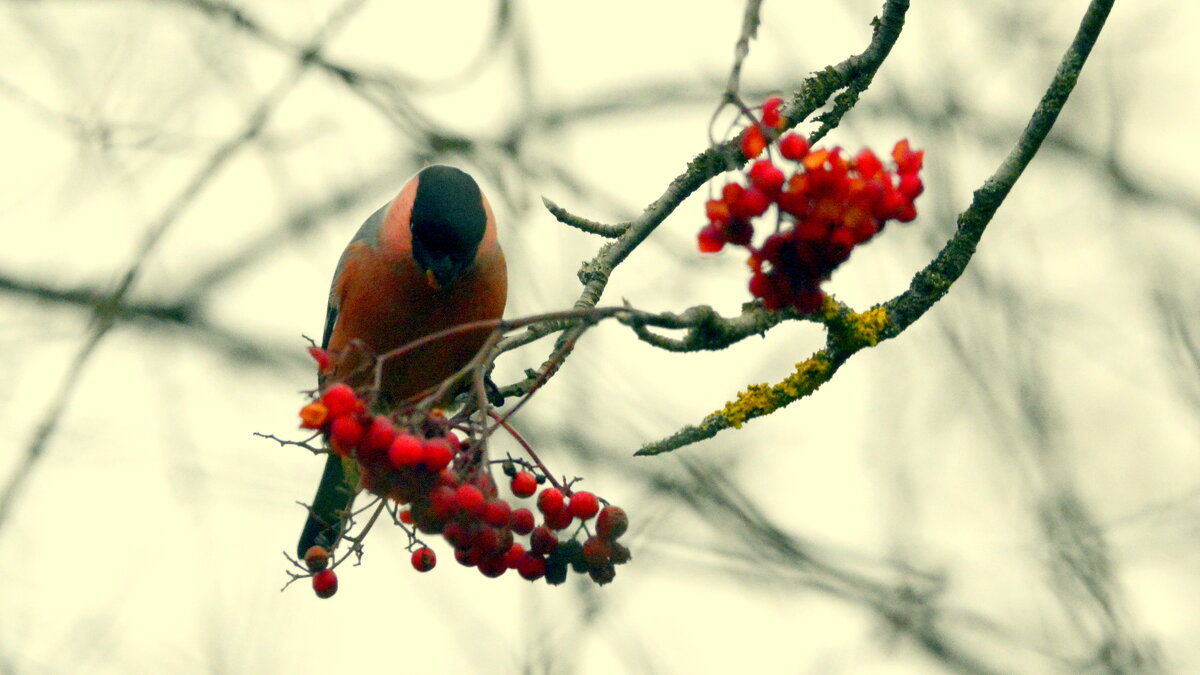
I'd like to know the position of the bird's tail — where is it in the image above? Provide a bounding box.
[297,454,358,559]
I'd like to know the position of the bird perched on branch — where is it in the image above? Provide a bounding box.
[297,165,507,559]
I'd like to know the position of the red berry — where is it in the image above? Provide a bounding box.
[722,182,745,204]
[442,521,469,548]
[429,485,457,520]
[303,545,329,572]
[442,432,462,453]
[455,546,481,567]
[732,186,771,220]
[511,508,535,535]
[761,96,784,128]
[741,125,767,158]
[749,271,773,300]
[307,346,332,373]
[517,554,547,581]
[411,546,437,572]
[503,543,526,569]
[481,499,512,527]
[725,219,754,247]
[748,160,785,195]
[312,569,338,598]
[362,416,396,452]
[794,287,825,313]
[320,383,360,419]
[697,224,726,253]
[582,535,612,566]
[898,174,923,200]
[544,507,574,531]
[329,416,364,456]
[510,471,538,498]
[474,527,502,555]
[478,554,508,578]
[421,438,453,472]
[299,402,329,430]
[761,287,785,311]
[854,148,883,178]
[388,433,424,468]
[568,491,600,520]
[529,526,558,556]
[398,509,413,525]
[705,199,731,227]
[455,484,486,514]
[877,189,907,220]
[892,138,924,174]
[596,506,629,540]
[779,133,809,160]
[537,487,565,515]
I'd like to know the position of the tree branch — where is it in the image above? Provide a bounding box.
[637,0,1116,456]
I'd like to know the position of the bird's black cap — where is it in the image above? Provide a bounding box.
[410,165,487,288]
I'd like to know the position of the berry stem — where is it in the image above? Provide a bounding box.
[487,411,563,492]
[329,497,387,568]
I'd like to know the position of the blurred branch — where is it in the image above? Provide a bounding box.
[176,163,414,301]
[864,86,1200,225]
[656,459,1009,675]
[638,0,1115,456]
[0,271,303,369]
[0,0,367,538]
[724,0,765,97]
[162,0,478,158]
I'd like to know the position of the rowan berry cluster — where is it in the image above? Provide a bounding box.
[292,365,631,598]
[699,96,925,312]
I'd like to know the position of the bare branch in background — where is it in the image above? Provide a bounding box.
[0,0,369,536]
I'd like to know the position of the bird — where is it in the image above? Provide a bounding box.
[297,165,507,560]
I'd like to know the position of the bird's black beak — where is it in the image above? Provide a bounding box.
[415,245,471,290]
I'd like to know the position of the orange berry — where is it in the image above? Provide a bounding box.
[303,545,329,572]
[741,125,767,158]
[299,402,328,430]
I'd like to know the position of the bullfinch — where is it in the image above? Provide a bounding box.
[297,165,507,559]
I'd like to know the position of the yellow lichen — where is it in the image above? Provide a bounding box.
[713,353,834,429]
[847,304,889,347]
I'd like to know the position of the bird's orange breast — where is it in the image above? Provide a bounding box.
[326,240,507,406]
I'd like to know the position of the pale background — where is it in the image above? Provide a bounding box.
[1,1,1198,673]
